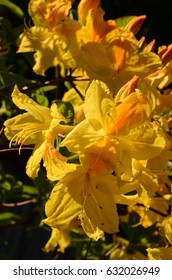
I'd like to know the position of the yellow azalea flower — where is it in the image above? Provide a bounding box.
[147,247,172,260]
[44,139,120,235]
[43,228,71,253]
[44,137,144,237]
[76,13,163,94]
[29,0,72,28]
[17,0,80,75]
[61,79,168,162]
[4,85,73,179]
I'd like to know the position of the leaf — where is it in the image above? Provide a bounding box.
[22,185,39,196]
[115,16,136,27]
[35,93,49,107]
[0,0,24,18]
[0,212,23,225]
[55,100,74,125]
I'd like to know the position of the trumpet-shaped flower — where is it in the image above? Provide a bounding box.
[44,138,140,237]
[17,0,80,75]
[44,138,119,235]
[28,0,72,28]
[61,79,168,161]
[4,85,73,179]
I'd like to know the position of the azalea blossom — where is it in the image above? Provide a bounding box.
[4,85,73,179]
[44,138,139,237]
[59,78,171,213]
[17,0,80,75]
[61,79,169,162]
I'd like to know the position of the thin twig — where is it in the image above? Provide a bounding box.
[136,203,167,217]
[83,239,92,259]
[0,147,33,153]
[1,199,36,207]
[22,76,89,92]
[70,81,85,101]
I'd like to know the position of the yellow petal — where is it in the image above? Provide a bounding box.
[26,139,46,178]
[78,0,100,25]
[11,85,51,122]
[85,80,115,132]
[79,211,104,241]
[43,144,76,181]
[43,228,71,253]
[125,52,162,79]
[117,124,168,160]
[147,247,172,260]
[78,42,114,84]
[108,90,150,135]
[60,119,104,153]
[29,0,72,28]
[4,113,45,145]
[83,174,119,233]
[44,176,83,230]
[161,215,172,245]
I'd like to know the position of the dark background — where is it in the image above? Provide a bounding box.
[101,0,172,46]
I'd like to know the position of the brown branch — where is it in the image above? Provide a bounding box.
[1,199,36,207]
[22,75,89,92]
[70,81,85,101]
[136,203,167,217]
[83,238,92,260]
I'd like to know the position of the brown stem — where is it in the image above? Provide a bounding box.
[136,203,167,217]
[0,147,33,153]
[22,76,89,92]
[1,199,36,207]
[83,238,92,260]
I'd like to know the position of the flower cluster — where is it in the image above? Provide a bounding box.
[3,0,172,249]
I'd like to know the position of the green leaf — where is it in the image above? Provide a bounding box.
[1,181,11,191]
[0,0,24,18]
[0,212,22,225]
[22,185,38,196]
[55,100,74,125]
[35,93,49,107]
[115,15,136,27]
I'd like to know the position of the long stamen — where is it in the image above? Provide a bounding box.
[9,125,46,154]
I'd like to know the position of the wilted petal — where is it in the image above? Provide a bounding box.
[79,211,104,240]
